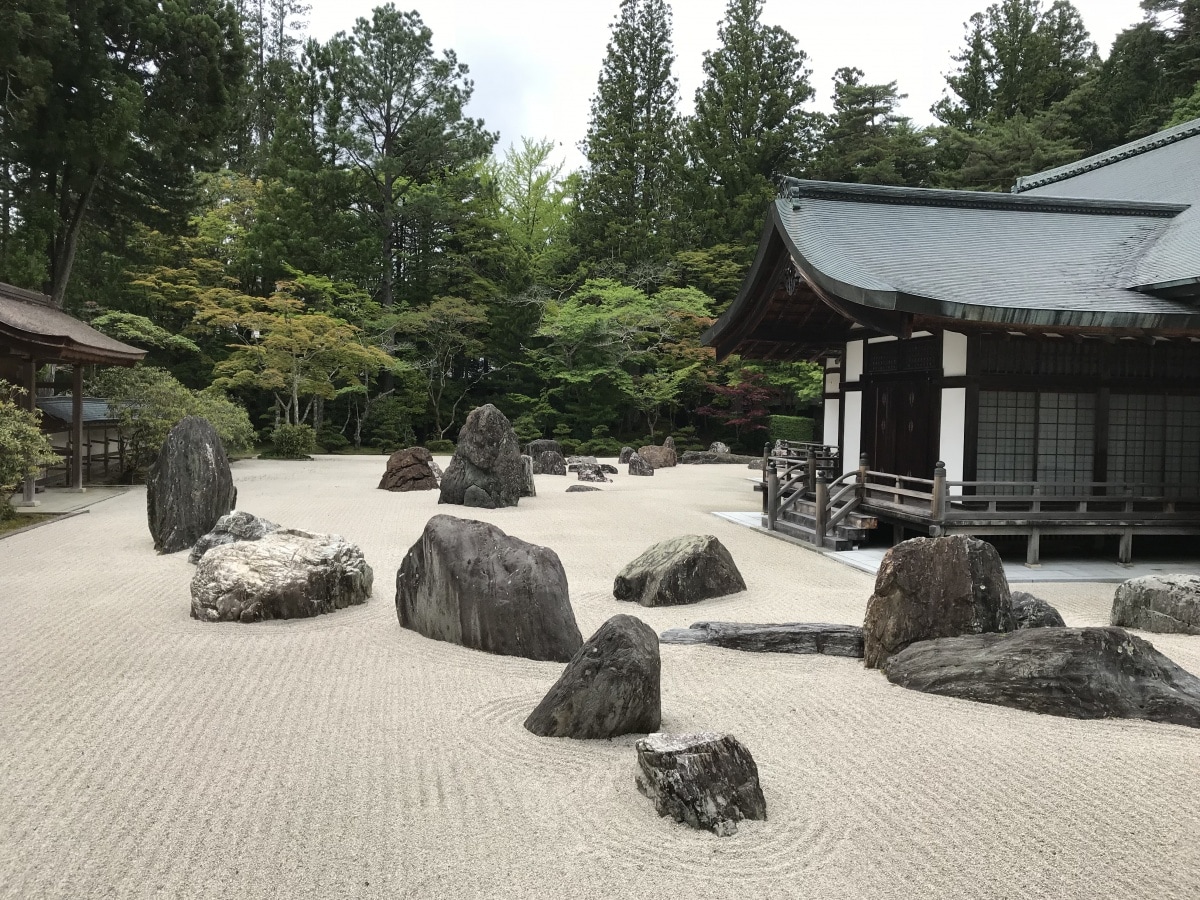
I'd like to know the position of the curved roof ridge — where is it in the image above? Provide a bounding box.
[1012,117,1200,193]
[777,178,1185,218]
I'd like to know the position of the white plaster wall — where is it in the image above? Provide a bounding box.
[844,341,864,382]
[843,392,862,475]
[943,331,968,377]
[823,398,840,451]
[940,387,967,490]
[825,371,841,393]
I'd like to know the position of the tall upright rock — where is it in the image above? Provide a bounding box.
[438,404,524,509]
[147,416,236,554]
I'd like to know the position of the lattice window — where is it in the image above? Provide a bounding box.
[1109,394,1200,495]
[977,391,1093,494]
[977,391,1035,489]
[864,337,939,375]
[1037,392,1094,491]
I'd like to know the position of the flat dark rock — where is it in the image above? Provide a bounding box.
[395,514,582,662]
[147,416,237,554]
[1011,591,1066,628]
[882,626,1200,728]
[566,485,601,493]
[679,451,762,465]
[615,534,746,607]
[524,614,661,739]
[659,621,864,657]
[635,732,767,836]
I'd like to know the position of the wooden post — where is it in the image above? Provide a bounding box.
[1119,488,1134,564]
[813,471,829,549]
[805,448,816,497]
[1026,530,1041,566]
[930,461,947,525]
[766,462,779,531]
[69,365,85,491]
[761,442,771,513]
[18,359,39,506]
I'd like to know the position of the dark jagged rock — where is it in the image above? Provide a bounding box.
[599,463,618,474]
[635,733,767,836]
[680,450,762,465]
[521,455,536,498]
[576,464,612,483]
[438,404,524,509]
[1112,575,1200,635]
[147,416,237,554]
[524,615,661,739]
[614,534,746,607]
[534,450,566,476]
[566,485,601,493]
[188,511,279,564]
[619,446,634,464]
[882,626,1200,728]
[863,536,1014,669]
[191,529,372,623]
[395,514,582,662]
[659,621,864,657]
[1011,591,1066,629]
[378,446,439,492]
[526,439,562,458]
[628,452,654,476]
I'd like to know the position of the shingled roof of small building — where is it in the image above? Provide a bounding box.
[0,282,145,365]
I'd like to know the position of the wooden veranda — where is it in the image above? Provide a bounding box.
[760,441,1200,564]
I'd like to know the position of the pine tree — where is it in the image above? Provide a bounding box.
[572,0,684,270]
[686,0,817,247]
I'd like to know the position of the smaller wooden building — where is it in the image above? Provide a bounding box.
[0,282,144,500]
[703,117,1200,560]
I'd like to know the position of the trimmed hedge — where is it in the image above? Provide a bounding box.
[769,415,814,443]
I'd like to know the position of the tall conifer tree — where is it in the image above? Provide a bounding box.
[573,0,683,270]
[686,0,816,248]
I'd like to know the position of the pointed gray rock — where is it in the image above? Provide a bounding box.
[147,416,237,554]
[614,534,746,607]
[439,404,523,509]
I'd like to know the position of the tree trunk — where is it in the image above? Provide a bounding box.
[49,163,102,308]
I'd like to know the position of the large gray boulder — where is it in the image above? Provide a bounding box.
[188,511,279,564]
[863,536,1015,669]
[1112,574,1200,635]
[1011,591,1066,629]
[659,621,864,658]
[637,442,677,469]
[524,615,661,739]
[882,626,1200,728]
[190,529,373,623]
[395,515,583,662]
[439,404,524,509]
[533,450,566,476]
[526,439,562,458]
[614,534,746,607]
[576,463,611,483]
[635,733,767,836]
[147,416,237,554]
[378,446,439,492]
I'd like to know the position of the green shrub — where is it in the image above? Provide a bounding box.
[769,415,815,443]
[512,413,542,444]
[425,439,456,454]
[580,425,621,456]
[318,428,351,452]
[363,397,417,451]
[670,425,706,452]
[270,424,316,459]
[0,381,57,519]
[193,388,255,456]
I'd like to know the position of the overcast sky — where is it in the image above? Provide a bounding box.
[305,0,1147,172]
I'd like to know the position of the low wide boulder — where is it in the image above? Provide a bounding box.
[614,534,746,607]
[191,529,373,623]
[659,621,864,658]
[378,446,439,492]
[635,733,767,836]
[188,511,279,564]
[1011,591,1066,629]
[566,455,598,471]
[863,535,1015,669]
[577,464,611,483]
[395,515,582,662]
[882,626,1200,728]
[439,404,524,509]
[628,452,654,476]
[1111,574,1200,635]
[637,443,677,469]
[566,485,601,493]
[147,416,237,554]
[524,615,661,739]
[526,439,562,458]
[680,450,761,465]
[534,450,566,476]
